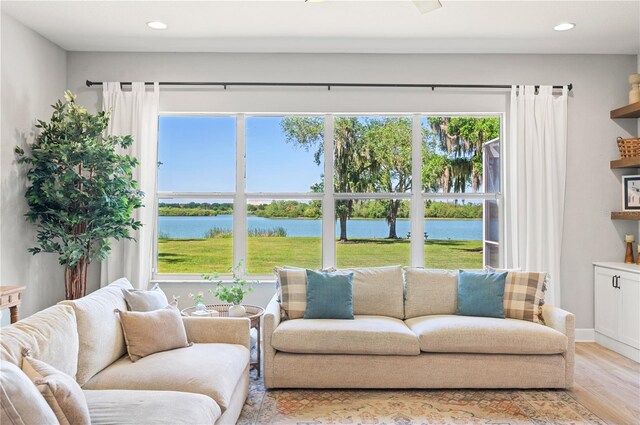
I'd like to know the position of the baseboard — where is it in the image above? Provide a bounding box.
[575,328,595,342]
[595,332,640,362]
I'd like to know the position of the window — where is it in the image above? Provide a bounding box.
[422,116,501,270]
[154,113,502,279]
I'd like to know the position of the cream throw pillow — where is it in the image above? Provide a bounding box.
[0,361,59,425]
[117,305,191,362]
[122,283,169,311]
[21,356,90,425]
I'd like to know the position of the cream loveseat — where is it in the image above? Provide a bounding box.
[0,279,250,425]
[264,266,575,389]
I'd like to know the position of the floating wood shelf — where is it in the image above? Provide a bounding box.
[610,157,640,169]
[611,211,640,220]
[610,102,640,119]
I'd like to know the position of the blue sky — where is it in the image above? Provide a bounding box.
[158,116,323,193]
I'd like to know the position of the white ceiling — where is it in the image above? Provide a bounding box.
[2,0,639,54]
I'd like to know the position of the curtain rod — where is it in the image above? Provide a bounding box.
[85,80,572,92]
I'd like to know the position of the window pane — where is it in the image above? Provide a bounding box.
[424,199,484,269]
[422,116,500,194]
[247,200,322,274]
[484,242,500,269]
[157,199,233,274]
[246,116,324,193]
[336,199,410,268]
[484,200,499,243]
[158,116,235,192]
[334,116,412,193]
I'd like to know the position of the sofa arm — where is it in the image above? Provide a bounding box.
[542,304,575,387]
[263,294,281,389]
[182,317,250,350]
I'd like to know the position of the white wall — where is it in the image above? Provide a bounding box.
[65,52,638,329]
[0,13,70,325]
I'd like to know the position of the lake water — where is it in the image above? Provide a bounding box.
[159,215,482,240]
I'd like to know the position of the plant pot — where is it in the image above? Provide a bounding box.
[228,304,246,317]
[195,302,207,313]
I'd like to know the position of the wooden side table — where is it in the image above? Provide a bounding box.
[181,304,265,376]
[0,286,26,324]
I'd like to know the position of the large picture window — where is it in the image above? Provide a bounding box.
[154,113,501,279]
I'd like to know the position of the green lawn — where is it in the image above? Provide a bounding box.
[158,237,482,274]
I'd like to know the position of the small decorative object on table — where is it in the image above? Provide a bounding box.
[189,291,209,315]
[204,262,255,317]
[629,74,640,104]
[624,234,635,264]
[622,175,640,211]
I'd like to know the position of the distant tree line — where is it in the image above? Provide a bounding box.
[159,200,481,219]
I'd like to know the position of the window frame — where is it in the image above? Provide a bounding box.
[152,112,504,282]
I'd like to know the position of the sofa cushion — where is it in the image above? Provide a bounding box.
[335,265,405,319]
[82,343,249,413]
[22,356,91,425]
[271,316,420,355]
[0,361,59,425]
[0,304,78,379]
[84,389,221,425]
[403,268,458,318]
[59,278,133,386]
[405,315,567,354]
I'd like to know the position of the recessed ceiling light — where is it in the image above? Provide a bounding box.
[553,22,576,32]
[146,21,168,30]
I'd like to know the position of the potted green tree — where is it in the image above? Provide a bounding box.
[15,91,143,299]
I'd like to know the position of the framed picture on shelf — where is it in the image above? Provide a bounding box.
[623,175,640,211]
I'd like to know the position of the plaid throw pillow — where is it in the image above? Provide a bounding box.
[275,266,336,319]
[274,267,308,320]
[503,271,547,324]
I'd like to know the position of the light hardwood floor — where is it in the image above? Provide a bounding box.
[570,343,639,425]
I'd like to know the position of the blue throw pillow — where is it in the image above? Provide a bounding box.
[456,270,507,318]
[304,269,354,320]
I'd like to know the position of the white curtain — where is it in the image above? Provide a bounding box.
[100,82,160,289]
[505,85,568,306]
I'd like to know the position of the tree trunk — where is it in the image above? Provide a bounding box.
[65,257,88,300]
[339,214,348,242]
[387,200,399,239]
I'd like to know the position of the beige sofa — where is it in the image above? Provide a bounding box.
[0,279,250,425]
[264,266,575,389]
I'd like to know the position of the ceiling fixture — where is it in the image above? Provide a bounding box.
[553,22,576,32]
[146,21,168,30]
[412,0,442,14]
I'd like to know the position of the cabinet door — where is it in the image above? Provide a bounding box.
[594,267,619,339]
[618,272,640,349]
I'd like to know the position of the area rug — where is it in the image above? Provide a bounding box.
[238,372,604,425]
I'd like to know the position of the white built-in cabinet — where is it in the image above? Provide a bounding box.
[593,263,640,362]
